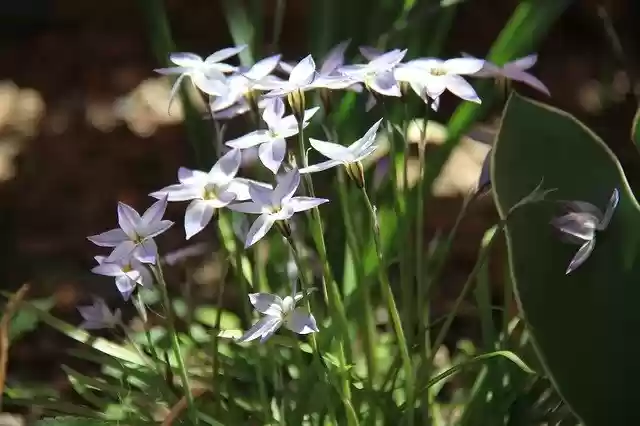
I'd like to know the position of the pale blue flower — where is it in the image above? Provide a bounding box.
[150,149,261,239]
[550,189,619,274]
[463,53,550,96]
[88,196,173,265]
[299,119,383,174]
[78,297,122,330]
[91,255,153,300]
[262,55,318,98]
[228,169,329,248]
[225,98,319,174]
[154,46,246,111]
[338,48,406,97]
[237,290,318,343]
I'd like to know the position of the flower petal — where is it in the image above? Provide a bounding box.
[142,220,174,239]
[227,178,271,201]
[262,97,286,129]
[566,238,596,274]
[249,293,284,316]
[351,119,383,153]
[134,239,158,264]
[106,240,137,263]
[359,45,383,61]
[245,214,275,248]
[287,196,329,212]
[369,49,406,70]
[209,148,242,184]
[141,196,168,228]
[298,159,342,174]
[115,275,136,300]
[205,45,247,64]
[320,40,350,75]
[150,183,201,202]
[228,201,264,214]
[423,75,447,98]
[191,71,229,96]
[246,54,281,80]
[289,55,316,86]
[503,69,550,96]
[117,202,142,239]
[178,167,208,184]
[170,52,203,67]
[272,169,301,204]
[550,212,598,241]
[258,138,286,174]
[444,57,484,75]
[87,228,128,247]
[506,54,538,71]
[226,130,271,149]
[445,75,481,103]
[600,188,619,230]
[237,316,281,343]
[369,71,401,97]
[184,199,216,240]
[91,262,124,277]
[285,307,319,334]
[309,138,352,161]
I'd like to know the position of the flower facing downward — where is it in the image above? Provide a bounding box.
[237,290,318,343]
[91,255,153,301]
[78,297,122,330]
[225,98,319,174]
[150,149,255,239]
[463,53,550,96]
[87,197,174,265]
[228,169,329,248]
[299,119,383,187]
[154,46,246,112]
[550,188,619,274]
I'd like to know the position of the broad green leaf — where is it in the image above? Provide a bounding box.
[491,93,640,425]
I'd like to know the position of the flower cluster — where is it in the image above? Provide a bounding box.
[79,41,550,340]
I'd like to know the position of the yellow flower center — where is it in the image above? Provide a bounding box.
[203,183,219,201]
[429,67,447,76]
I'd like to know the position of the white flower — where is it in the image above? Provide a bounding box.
[550,188,619,274]
[262,55,318,98]
[225,98,319,174]
[338,48,406,97]
[463,53,550,96]
[91,255,152,300]
[210,54,282,118]
[280,40,362,92]
[78,297,122,330]
[154,46,246,111]
[150,149,260,239]
[228,169,329,248]
[237,290,318,343]
[88,197,174,264]
[299,119,382,174]
[393,57,484,107]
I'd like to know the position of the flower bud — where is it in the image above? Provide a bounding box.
[345,161,365,189]
[287,89,306,125]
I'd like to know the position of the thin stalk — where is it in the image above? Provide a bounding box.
[210,266,227,415]
[286,235,359,426]
[400,106,413,346]
[361,189,414,426]
[151,263,198,425]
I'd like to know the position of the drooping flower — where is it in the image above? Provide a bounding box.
[91,255,153,301]
[150,148,260,239]
[78,297,122,330]
[225,98,319,174]
[393,57,484,108]
[550,188,619,274]
[228,169,329,248]
[210,54,283,119]
[237,289,318,343]
[88,196,173,264]
[338,48,406,98]
[154,46,246,111]
[299,119,383,187]
[463,53,550,96]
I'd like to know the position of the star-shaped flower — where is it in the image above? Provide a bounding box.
[88,197,173,264]
[237,289,318,343]
[225,98,319,174]
[78,297,122,330]
[150,148,259,239]
[154,46,246,111]
[91,255,153,301]
[338,48,406,97]
[210,54,282,118]
[262,55,318,98]
[463,53,550,96]
[550,188,619,274]
[299,119,382,177]
[228,169,329,247]
[393,57,484,108]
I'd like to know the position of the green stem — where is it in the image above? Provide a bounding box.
[361,189,414,426]
[151,263,198,425]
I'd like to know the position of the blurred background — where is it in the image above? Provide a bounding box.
[1,0,639,411]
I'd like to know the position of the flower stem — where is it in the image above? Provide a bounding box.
[151,263,199,425]
[361,188,415,426]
